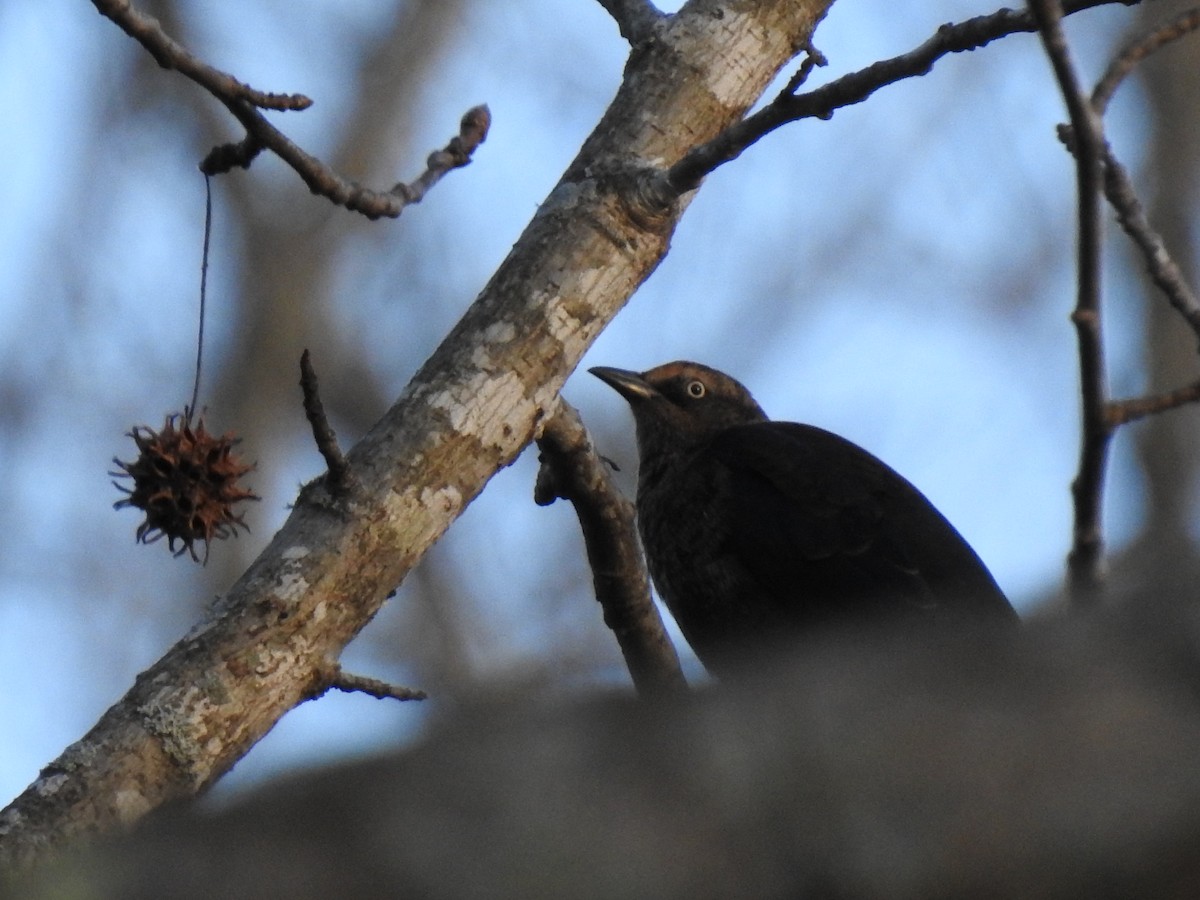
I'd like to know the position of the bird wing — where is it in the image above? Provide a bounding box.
[706,422,1011,624]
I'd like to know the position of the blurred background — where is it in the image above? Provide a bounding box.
[2,0,1197,805]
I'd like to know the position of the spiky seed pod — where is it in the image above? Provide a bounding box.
[111,413,259,563]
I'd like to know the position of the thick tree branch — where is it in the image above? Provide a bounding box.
[91,0,489,219]
[535,399,687,697]
[0,0,832,866]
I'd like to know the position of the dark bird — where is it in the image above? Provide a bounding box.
[591,361,1017,676]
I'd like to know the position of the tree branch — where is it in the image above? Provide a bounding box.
[1057,122,1200,349]
[1025,2,1200,606]
[299,350,351,492]
[1092,5,1200,114]
[90,0,312,111]
[535,399,687,697]
[596,0,663,45]
[319,664,428,703]
[1099,143,1200,345]
[92,0,489,219]
[1065,5,1200,347]
[1108,378,1200,427]
[196,101,490,216]
[667,0,1136,192]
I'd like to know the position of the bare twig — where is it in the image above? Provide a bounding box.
[1030,0,1111,605]
[392,105,491,206]
[1100,144,1200,344]
[535,399,687,697]
[596,0,663,45]
[1059,5,1200,347]
[321,664,427,703]
[1107,379,1200,427]
[1034,0,1200,604]
[92,0,489,219]
[1058,124,1200,344]
[667,0,1135,193]
[299,350,351,490]
[778,39,829,96]
[91,0,312,111]
[1092,5,1200,113]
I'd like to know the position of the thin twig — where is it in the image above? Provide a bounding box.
[595,0,663,45]
[92,0,489,219]
[535,399,687,697]
[778,39,829,97]
[1108,378,1200,427]
[300,350,351,491]
[1059,122,1200,344]
[391,105,491,206]
[91,0,312,111]
[667,0,1135,193]
[1099,143,1200,344]
[1092,5,1200,113]
[326,666,427,703]
[1030,0,1111,606]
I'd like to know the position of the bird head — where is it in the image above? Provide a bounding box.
[590,361,768,461]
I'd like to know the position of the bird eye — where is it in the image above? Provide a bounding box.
[686,380,706,399]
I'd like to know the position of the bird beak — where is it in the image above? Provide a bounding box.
[589,366,657,403]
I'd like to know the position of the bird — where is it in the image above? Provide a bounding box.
[591,361,1017,677]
